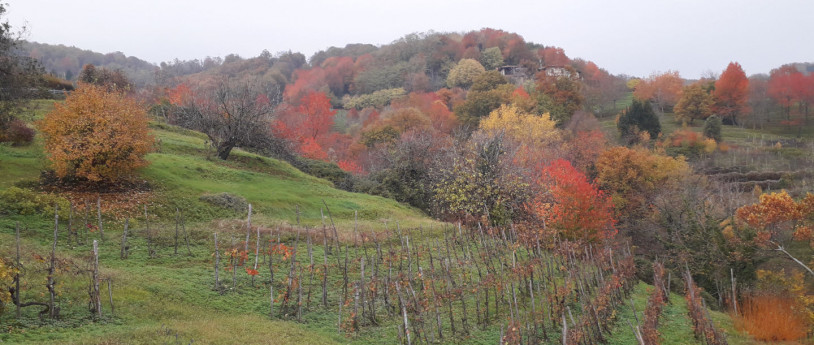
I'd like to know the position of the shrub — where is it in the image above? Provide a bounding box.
[39,83,154,182]
[735,294,808,341]
[703,114,723,142]
[3,119,34,146]
[0,186,70,217]
[199,192,248,212]
[0,258,14,315]
[663,129,716,158]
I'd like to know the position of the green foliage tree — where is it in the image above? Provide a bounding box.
[342,88,406,109]
[479,47,504,70]
[535,68,584,125]
[446,59,485,89]
[617,99,661,141]
[453,84,514,127]
[674,83,714,124]
[470,70,509,92]
[703,114,723,142]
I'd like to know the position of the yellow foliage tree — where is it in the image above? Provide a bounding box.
[479,104,562,168]
[480,104,561,147]
[595,146,689,215]
[39,83,153,182]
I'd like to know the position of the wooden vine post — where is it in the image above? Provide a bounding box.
[92,240,102,319]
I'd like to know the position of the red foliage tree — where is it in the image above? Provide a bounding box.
[297,91,336,140]
[768,65,801,121]
[534,159,617,243]
[284,68,328,104]
[300,137,328,161]
[713,62,750,124]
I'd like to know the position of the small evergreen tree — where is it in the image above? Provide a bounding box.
[703,114,723,142]
[618,99,661,140]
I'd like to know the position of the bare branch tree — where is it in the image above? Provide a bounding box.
[177,77,281,160]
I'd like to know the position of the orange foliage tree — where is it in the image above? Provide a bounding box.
[713,62,750,124]
[735,190,814,277]
[39,83,153,182]
[633,71,683,113]
[533,159,616,243]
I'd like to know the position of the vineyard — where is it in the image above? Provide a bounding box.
[0,198,745,345]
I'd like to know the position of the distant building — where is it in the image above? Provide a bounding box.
[497,65,530,85]
[541,66,581,79]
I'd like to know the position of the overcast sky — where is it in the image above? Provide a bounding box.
[7,0,812,78]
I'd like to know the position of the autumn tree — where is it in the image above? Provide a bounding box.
[533,159,616,243]
[575,59,627,116]
[634,71,683,113]
[736,191,814,277]
[617,99,661,142]
[479,104,560,147]
[39,83,154,182]
[360,107,431,148]
[479,104,561,167]
[454,83,514,127]
[78,64,132,92]
[178,77,281,160]
[713,62,750,125]
[595,146,689,219]
[767,65,800,122]
[432,132,528,225]
[470,70,508,92]
[674,83,714,124]
[367,129,443,211]
[446,59,485,89]
[539,47,570,66]
[535,66,584,125]
[296,91,336,140]
[768,64,814,126]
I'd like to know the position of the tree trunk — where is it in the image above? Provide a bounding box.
[97,196,104,242]
[120,218,129,259]
[217,143,234,160]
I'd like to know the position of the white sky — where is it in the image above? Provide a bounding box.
[7,0,813,78]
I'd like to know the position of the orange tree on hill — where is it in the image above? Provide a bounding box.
[39,83,153,182]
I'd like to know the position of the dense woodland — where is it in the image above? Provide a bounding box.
[2,3,814,344]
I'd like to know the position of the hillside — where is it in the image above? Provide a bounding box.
[22,42,157,87]
[1,100,777,345]
[2,18,813,344]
